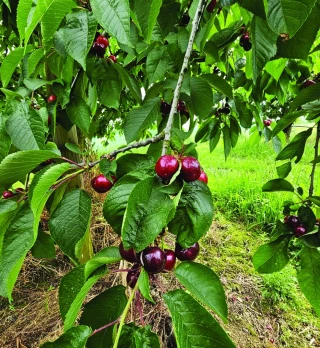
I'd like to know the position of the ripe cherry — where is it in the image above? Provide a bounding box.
[302,80,316,89]
[175,242,200,261]
[243,41,252,51]
[180,156,201,182]
[181,13,190,26]
[263,119,272,126]
[213,67,220,74]
[198,171,208,184]
[119,242,136,263]
[96,35,109,47]
[295,226,307,237]
[221,107,230,114]
[164,250,176,271]
[155,155,179,181]
[240,33,250,46]
[90,42,106,57]
[47,95,57,103]
[160,100,171,115]
[177,100,186,113]
[91,174,113,193]
[285,215,301,229]
[108,55,117,63]
[2,191,14,199]
[206,0,217,12]
[141,247,166,274]
[126,264,140,289]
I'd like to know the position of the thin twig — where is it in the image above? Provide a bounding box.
[161,0,206,155]
[90,317,121,336]
[309,122,320,197]
[61,156,85,168]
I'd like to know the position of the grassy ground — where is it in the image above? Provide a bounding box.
[1,129,319,347]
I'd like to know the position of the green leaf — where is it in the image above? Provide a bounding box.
[54,11,97,70]
[183,77,213,119]
[253,235,291,273]
[40,326,92,348]
[1,46,33,87]
[298,205,316,232]
[262,178,294,192]
[267,0,317,38]
[113,64,142,104]
[0,117,11,163]
[265,58,287,81]
[124,98,161,143]
[175,262,228,322]
[0,150,60,187]
[0,204,35,300]
[135,0,162,43]
[80,285,127,348]
[98,65,122,109]
[275,128,312,163]
[27,48,45,76]
[238,0,266,18]
[122,177,176,251]
[66,98,91,135]
[17,0,34,41]
[308,196,320,207]
[138,269,155,303]
[6,102,45,150]
[289,83,320,112]
[24,0,77,46]
[276,162,292,178]
[146,47,173,84]
[297,245,320,315]
[91,0,131,46]
[201,74,233,100]
[251,16,278,82]
[65,142,83,155]
[276,3,320,60]
[31,231,56,259]
[168,181,214,248]
[118,324,160,348]
[222,125,232,160]
[272,110,304,136]
[49,190,92,263]
[164,290,235,348]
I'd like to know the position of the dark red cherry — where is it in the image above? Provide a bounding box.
[90,42,106,57]
[155,155,179,181]
[96,35,109,47]
[175,242,200,261]
[47,95,57,103]
[180,156,201,182]
[206,0,217,12]
[141,247,166,274]
[108,55,117,63]
[177,100,187,113]
[91,174,113,193]
[243,41,252,51]
[160,100,172,115]
[302,80,316,89]
[285,215,301,229]
[164,250,176,271]
[119,242,137,263]
[295,226,307,237]
[2,191,14,199]
[263,119,272,126]
[198,171,208,184]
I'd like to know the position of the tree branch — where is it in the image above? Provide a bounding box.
[309,122,320,197]
[161,0,206,155]
[90,317,121,336]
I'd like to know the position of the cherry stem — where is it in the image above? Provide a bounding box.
[161,0,206,156]
[112,279,139,348]
[90,317,121,336]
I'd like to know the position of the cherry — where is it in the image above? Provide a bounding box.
[108,55,117,63]
[2,191,14,199]
[181,13,190,26]
[119,242,137,263]
[263,119,272,126]
[284,215,301,229]
[213,67,220,74]
[206,0,217,12]
[198,171,208,184]
[221,107,230,114]
[141,247,166,274]
[240,33,250,46]
[243,42,252,51]
[126,264,140,289]
[180,156,201,182]
[302,80,316,89]
[175,242,200,261]
[91,174,113,193]
[295,226,307,237]
[217,108,223,114]
[160,100,171,116]
[15,188,24,193]
[164,250,176,271]
[155,155,179,181]
[90,42,106,57]
[96,35,109,47]
[47,95,57,103]
[177,100,186,113]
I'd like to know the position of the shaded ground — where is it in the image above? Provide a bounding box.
[1,206,319,347]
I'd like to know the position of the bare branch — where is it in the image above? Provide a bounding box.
[309,122,320,197]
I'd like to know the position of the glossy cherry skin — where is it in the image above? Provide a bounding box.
[91,174,113,193]
[126,264,140,289]
[119,242,137,263]
[175,242,200,261]
[240,33,250,46]
[264,119,272,126]
[47,95,57,103]
[155,155,179,181]
[221,107,230,114]
[243,41,252,51]
[295,226,307,237]
[141,247,166,274]
[90,42,106,57]
[2,191,14,199]
[180,156,201,182]
[302,80,316,89]
[177,100,187,113]
[96,35,109,47]
[285,215,301,229]
[164,250,176,271]
[198,171,208,184]
[206,0,217,12]
[160,100,171,115]
[108,55,117,63]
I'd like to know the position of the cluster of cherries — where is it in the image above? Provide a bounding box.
[160,100,189,118]
[263,119,272,127]
[90,34,117,62]
[284,215,307,237]
[120,240,200,288]
[239,32,252,51]
[155,154,208,184]
[217,103,231,115]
